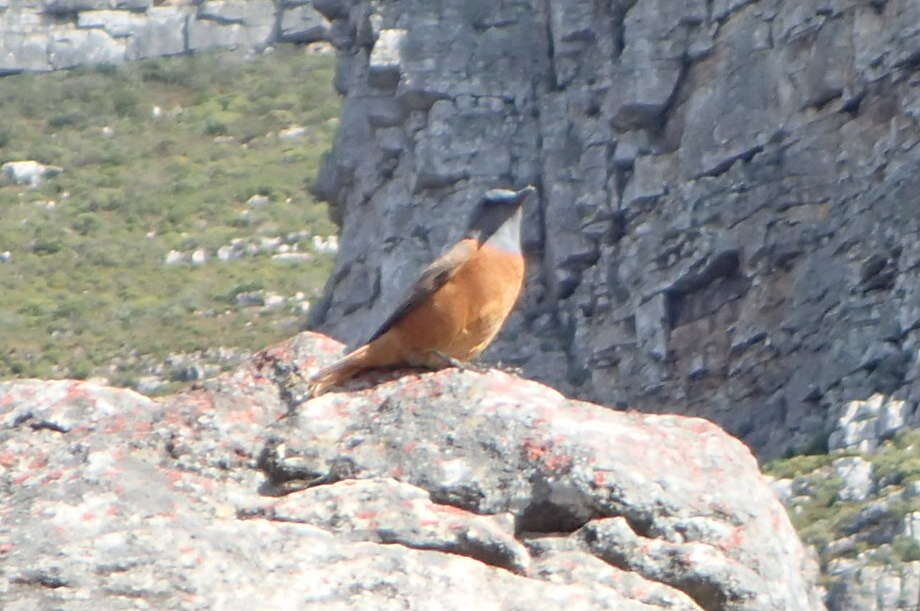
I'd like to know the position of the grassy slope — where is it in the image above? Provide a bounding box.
[0,47,339,387]
[764,430,920,572]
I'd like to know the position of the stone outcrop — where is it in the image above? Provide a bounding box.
[828,393,919,453]
[308,0,920,464]
[0,160,62,187]
[0,0,330,74]
[0,332,823,610]
[827,563,920,611]
[770,414,920,610]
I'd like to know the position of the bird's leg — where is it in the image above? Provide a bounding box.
[250,351,312,418]
[290,362,311,385]
[493,361,524,376]
[431,351,494,374]
[432,351,468,370]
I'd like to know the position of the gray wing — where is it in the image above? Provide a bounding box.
[364,239,476,344]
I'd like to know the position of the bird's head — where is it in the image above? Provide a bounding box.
[465,185,536,251]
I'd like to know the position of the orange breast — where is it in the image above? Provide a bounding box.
[388,243,524,365]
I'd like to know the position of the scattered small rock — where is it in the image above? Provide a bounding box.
[170,363,205,383]
[902,512,920,545]
[259,236,282,252]
[832,456,874,502]
[263,293,286,310]
[135,376,166,395]
[278,125,307,140]
[312,234,338,253]
[217,244,242,262]
[771,478,794,504]
[286,230,310,243]
[191,248,209,266]
[246,194,270,208]
[164,250,185,265]
[905,481,920,499]
[305,41,335,55]
[1,161,63,188]
[235,291,265,307]
[168,232,338,268]
[272,253,312,263]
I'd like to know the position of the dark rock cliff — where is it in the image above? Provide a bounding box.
[308,0,920,460]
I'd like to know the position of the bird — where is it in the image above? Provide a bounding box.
[307,185,536,396]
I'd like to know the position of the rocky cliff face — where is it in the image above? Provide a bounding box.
[309,0,920,461]
[0,332,823,610]
[0,0,329,74]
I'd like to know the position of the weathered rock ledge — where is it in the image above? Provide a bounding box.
[0,0,330,75]
[1,332,821,609]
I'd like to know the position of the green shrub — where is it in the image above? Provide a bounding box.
[69,358,93,380]
[112,88,140,118]
[48,111,85,129]
[204,116,229,136]
[92,63,119,76]
[18,300,50,318]
[871,430,920,486]
[764,453,835,480]
[892,536,920,562]
[32,239,63,255]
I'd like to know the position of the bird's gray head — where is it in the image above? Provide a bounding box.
[466,185,536,252]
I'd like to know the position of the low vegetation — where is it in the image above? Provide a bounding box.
[0,47,340,390]
[764,429,920,568]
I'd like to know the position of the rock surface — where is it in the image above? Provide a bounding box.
[307,0,920,467]
[0,332,822,610]
[0,0,324,73]
[0,160,63,188]
[770,425,920,611]
[826,562,920,611]
[828,394,918,454]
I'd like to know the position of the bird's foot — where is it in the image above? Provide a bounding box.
[432,351,469,370]
[431,352,496,374]
[493,361,525,376]
[273,361,314,418]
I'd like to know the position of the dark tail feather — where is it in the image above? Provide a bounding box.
[308,344,373,396]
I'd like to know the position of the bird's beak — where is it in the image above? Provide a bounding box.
[517,185,537,203]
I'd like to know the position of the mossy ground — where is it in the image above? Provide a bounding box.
[764,429,920,568]
[0,47,340,388]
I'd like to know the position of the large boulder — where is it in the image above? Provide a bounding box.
[277,3,329,44]
[187,0,274,52]
[0,9,51,74]
[0,160,63,188]
[125,6,189,60]
[48,27,125,69]
[0,332,822,610]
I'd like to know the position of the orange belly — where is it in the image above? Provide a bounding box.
[383,244,524,365]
